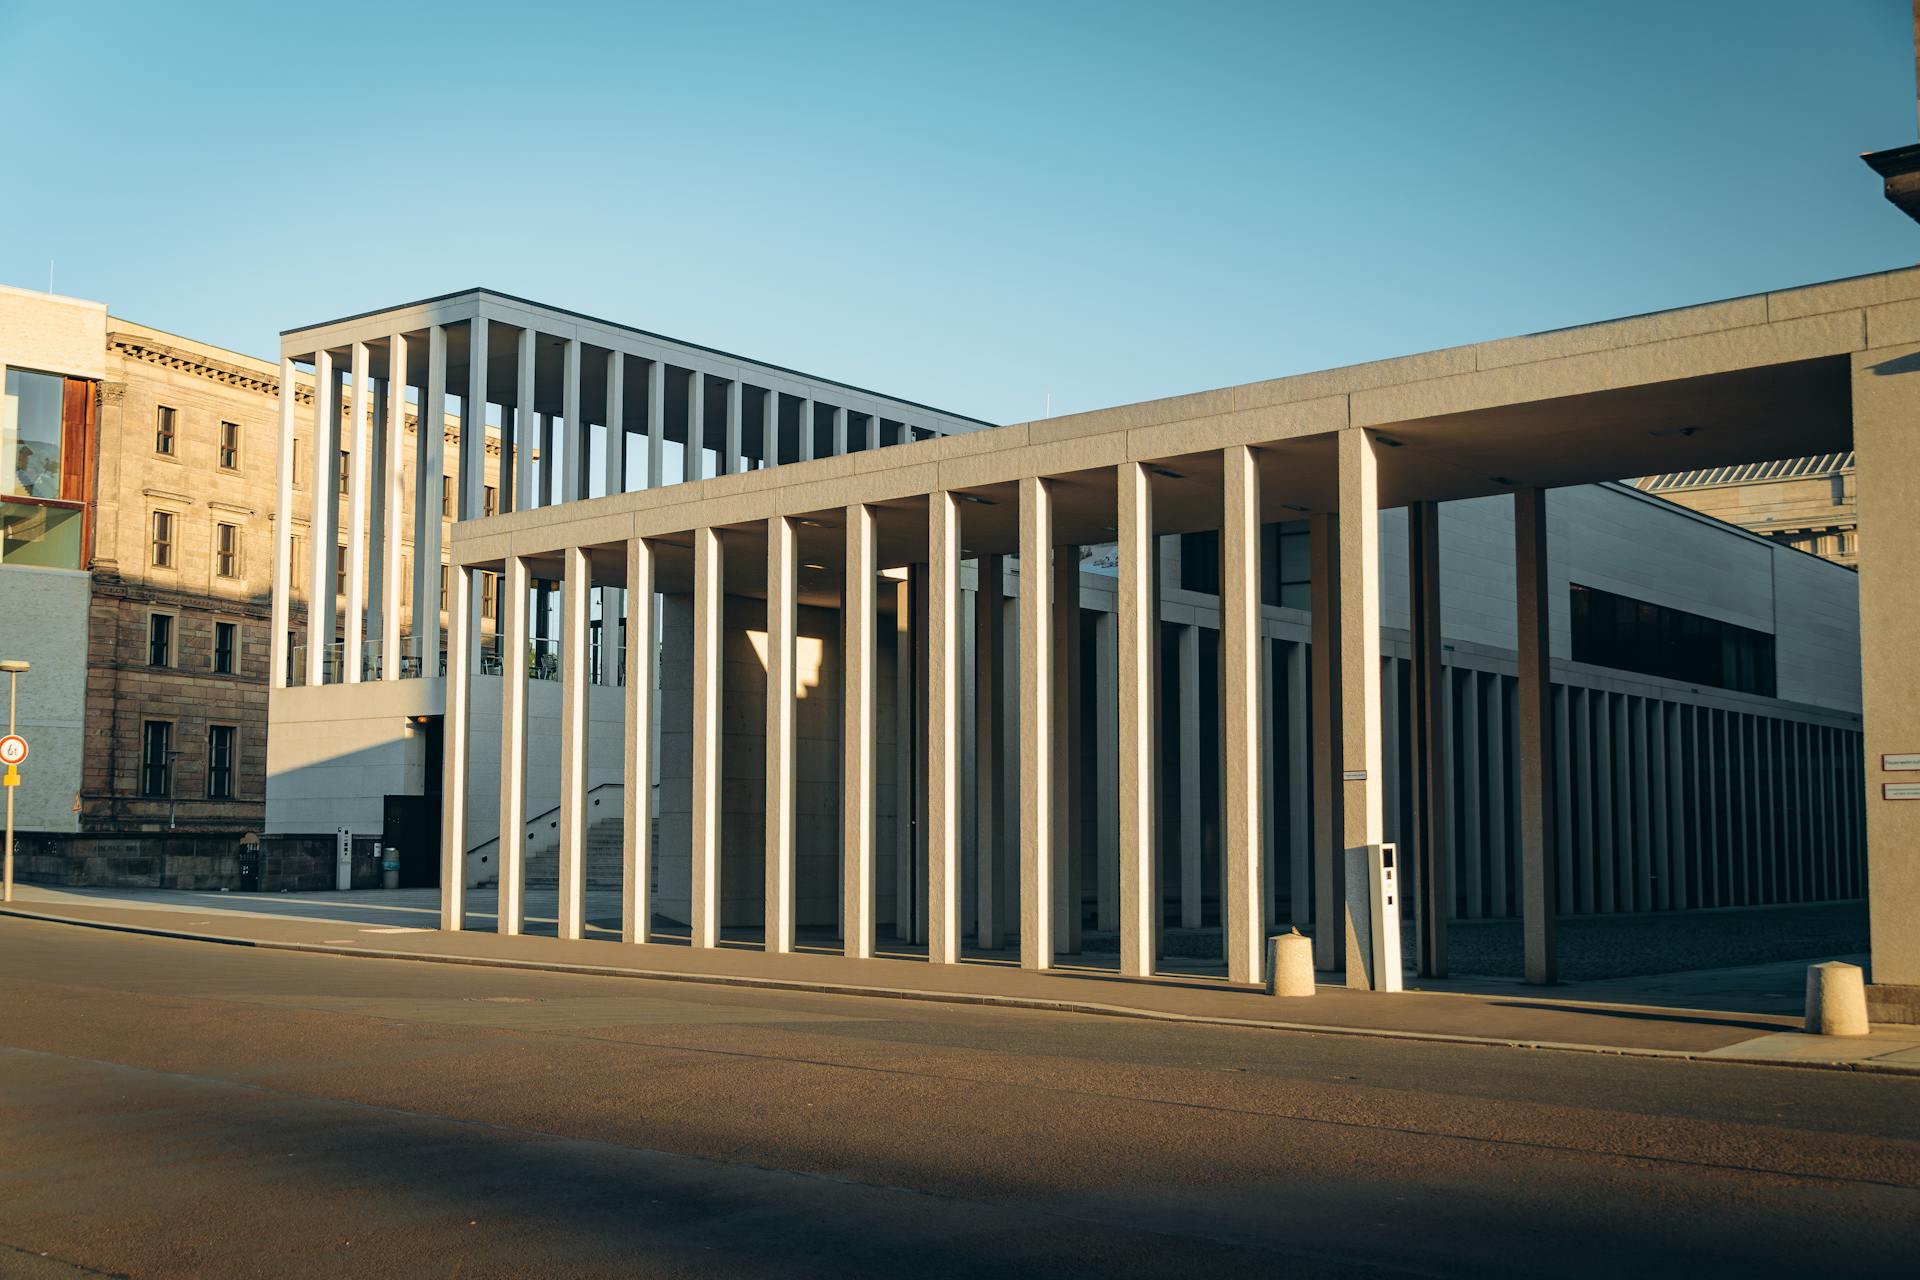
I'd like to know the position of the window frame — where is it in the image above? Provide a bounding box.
[218,420,241,471]
[212,619,238,676]
[147,610,176,668]
[141,719,174,799]
[154,405,176,457]
[206,724,238,801]
[150,509,175,569]
[214,521,241,579]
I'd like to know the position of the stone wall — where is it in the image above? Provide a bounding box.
[14,831,339,891]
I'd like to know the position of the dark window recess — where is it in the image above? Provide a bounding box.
[1179,530,1221,595]
[207,725,235,800]
[214,621,237,675]
[148,614,172,667]
[142,721,172,798]
[1569,583,1776,697]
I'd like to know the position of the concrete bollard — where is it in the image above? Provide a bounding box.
[1267,929,1316,997]
[1804,961,1870,1037]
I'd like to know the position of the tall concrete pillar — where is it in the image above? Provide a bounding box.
[1337,431,1383,988]
[1220,444,1263,985]
[1408,501,1448,976]
[1287,639,1311,929]
[763,388,780,468]
[465,316,489,519]
[1308,513,1344,970]
[343,342,372,683]
[928,493,963,963]
[305,347,337,685]
[688,370,706,481]
[1260,633,1277,932]
[381,338,407,678]
[513,327,536,511]
[557,545,591,941]
[440,564,474,931]
[833,405,849,456]
[894,577,914,944]
[1177,623,1202,930]
[724,378,742,475]
[605,351,625,498]
[537,414,555,508]
[843,504,878,958]
[1116,462,1156,977]
[498,555,530,936]
[560,338,582,502]
[1514,487,1558,984]
[645,359,664,490]
[1051,544,1082,955]
[690,527,724,949]
[974,554,1006,949]
[800,396,816,463]
[414,327,447,670]
[1018,475,1055,969]
[624,537,655,943]
[765,517,798,953]
[270,355,298,690]
[367,372,388,660]
[1094,610,1119,933]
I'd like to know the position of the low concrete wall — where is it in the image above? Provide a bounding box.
[13,832,339,891]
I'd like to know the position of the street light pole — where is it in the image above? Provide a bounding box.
[2,659,29,905]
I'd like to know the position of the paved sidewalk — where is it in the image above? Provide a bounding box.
[6,884,1917,1073]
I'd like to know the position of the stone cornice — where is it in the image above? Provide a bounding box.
[109,331,312,406]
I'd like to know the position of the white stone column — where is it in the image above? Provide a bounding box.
[514,327,536,511]
[497,555,529,936]
[833,405,849,456]
[974,554,1006,950]
[1019,475,1055,969]
[557,544,591,941]
[1337,431,1383,988]
[843,504,878,958]
[800,396,816,463]
[305,348,337,685]
[367,372,388,662]
[724,378,742,475]
[646,359,665,490]
[604,352,625,498]
[440,563,474,931]
[1308,513,1344,969]
[465,316,489,520]
[414,327,447,670]
[1178,623,1202,930]
[1408,500,1448,975]
[687,370,706,482]
[765,516,798,953]
[1260,634,1277,932]
[690,526,724,949]
[1461,671,1483,918]
[763,389,780,468]
[1221,444,1263,985]
[342,343,372,682]
[1514,487,1557,983]
[623,537,655,943]
[928,493,963,963]
[1116,462,1156,977]
[1050,545,1082,954]
[381,337,407,678]
[270,355,298,689]
[894,578,914,943]
[1094,609,1119,933]
[559,338,581,502]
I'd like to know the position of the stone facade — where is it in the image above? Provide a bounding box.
[1632,454,1858,569]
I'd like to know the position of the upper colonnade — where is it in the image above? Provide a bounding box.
[268,288,992,691]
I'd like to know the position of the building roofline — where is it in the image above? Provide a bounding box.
[1597,479,1856,574]
[281,287,998,429]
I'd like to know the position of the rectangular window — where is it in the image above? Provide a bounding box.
[480,571,497,616]
[438,563,448,612]
[219,421,240,470]
[292,441,303,488]
[441,475,453,517]
[213,621,237,675]
[338,449,350,496]
[215,522,240,578]
[483,484,497,518]
[336,545,347,598]
[290,535,304,591]
[207,725,236,800]
[155,405,176,456]
[148,613,173,667]
[1569,583,1776,697]
[151,510,174,568]
[141,721,172,798]
[4,367,70,499]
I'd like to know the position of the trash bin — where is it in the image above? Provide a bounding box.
[381,846,400,890]
[238,847,262,893]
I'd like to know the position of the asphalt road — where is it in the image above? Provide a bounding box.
[0,918,1915,1279]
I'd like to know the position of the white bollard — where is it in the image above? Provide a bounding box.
[1267,929,1316,997]
[1804,961,1870,1037]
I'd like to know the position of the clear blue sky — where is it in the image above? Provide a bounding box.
[1,0,1914,425]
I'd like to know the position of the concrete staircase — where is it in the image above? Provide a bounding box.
[523,807,626,889]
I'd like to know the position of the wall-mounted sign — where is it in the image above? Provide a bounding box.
[1342,770,1368,781]
[1885,782,1920,800]
[1883,753,1920,771]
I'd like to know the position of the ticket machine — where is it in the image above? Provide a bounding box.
[1342,842,1404,992]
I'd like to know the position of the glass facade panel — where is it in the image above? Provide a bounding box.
[4,368,65,499]
[0,500,82,568]
[1569,583,1776,697]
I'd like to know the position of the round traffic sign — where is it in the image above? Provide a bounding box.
[0,735,26,766]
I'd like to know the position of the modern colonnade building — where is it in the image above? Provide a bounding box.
[268,275,1912,1004]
